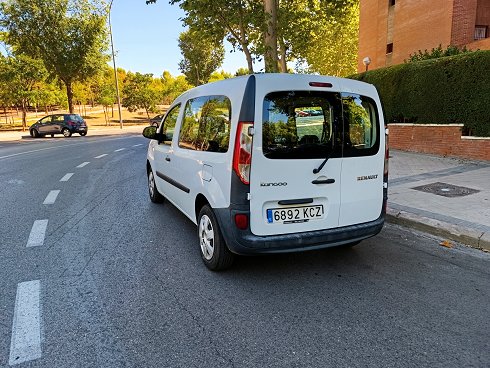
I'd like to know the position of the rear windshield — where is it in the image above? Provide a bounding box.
[262,91,380,159]
[65,114,83,122]
[262,91,342,159]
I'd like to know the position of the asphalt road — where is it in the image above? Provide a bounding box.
[0,134,489,368]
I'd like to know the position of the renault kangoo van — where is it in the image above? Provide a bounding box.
[143,74,388,270]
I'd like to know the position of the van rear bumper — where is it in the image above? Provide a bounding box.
[214,208,385,255]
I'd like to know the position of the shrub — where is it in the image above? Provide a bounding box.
[351,51,490,137]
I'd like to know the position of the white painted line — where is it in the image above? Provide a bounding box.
[94,154,108,158]
[114,148,125,152]
[59,173,74,182]
[0,136,142,161]
[43,190,60,205]
[76,162,90,168]
[132,144,143,147]
[9,280,42,365]
[26,220,48,248]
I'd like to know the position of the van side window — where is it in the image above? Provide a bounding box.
[161,104,180,145]
[341,93,380,157]
[262,91,343,159]
[179,95,231,152]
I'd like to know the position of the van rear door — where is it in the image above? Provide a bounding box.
[249,81,343,236]
[338,91,384,226]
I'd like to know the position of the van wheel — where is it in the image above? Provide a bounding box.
[148,170,164,203]
[198,205,234,271]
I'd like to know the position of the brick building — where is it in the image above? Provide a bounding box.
[358,0,490,71]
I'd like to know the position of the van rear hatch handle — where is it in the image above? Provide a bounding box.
[312,178,335,184]
[278,198,314,205]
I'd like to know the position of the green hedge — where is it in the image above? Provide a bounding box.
[350,51,490,137]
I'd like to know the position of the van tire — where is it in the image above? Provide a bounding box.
[148,170,164,203]
[198,205,234,271]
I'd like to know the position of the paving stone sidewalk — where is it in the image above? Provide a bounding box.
[387,149,490,251]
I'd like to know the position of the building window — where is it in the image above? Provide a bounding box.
[389,0,395,6]
[475,26,488,40]
[386,43,393,54]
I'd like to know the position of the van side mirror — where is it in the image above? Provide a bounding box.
[142,126,158,140]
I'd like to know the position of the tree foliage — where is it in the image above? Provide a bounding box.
[148,0,359,75]
[0,0,109,113]
[0,54,48,129]
[122,72,160,117]
[294,0,359,76]
[178,29,225,86]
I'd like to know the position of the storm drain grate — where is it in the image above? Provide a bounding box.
[412,182,480,198]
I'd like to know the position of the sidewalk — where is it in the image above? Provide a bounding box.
[387,149,490,251]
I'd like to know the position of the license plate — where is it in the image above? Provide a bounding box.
[267,205,324,224]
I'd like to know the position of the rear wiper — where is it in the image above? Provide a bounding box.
[313,150,334,174]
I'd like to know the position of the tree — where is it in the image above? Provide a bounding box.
[122,72,160,118]
[0,0,109,113]
[208,70,233,83]
[0,54,48,130]
[178,29,225,86]
[161,71,192,104]
[153,0,263,73]
[294,1,359,76]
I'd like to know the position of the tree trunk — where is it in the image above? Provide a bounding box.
[279,39,287,73]
[65,81,74,113]
[21,99,27,132]
[243,46,254,73]
[264,0,279,73]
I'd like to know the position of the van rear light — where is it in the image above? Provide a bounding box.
[384,126,389,178]
[309,82,332,88]
[233,121,253,185]
[234,214,248,230]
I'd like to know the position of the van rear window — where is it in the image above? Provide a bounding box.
[262,91,380,159]
[262,91,342,159]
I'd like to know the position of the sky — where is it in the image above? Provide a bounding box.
[110,1,253,77]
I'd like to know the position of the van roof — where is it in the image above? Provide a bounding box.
[174,73,378,103]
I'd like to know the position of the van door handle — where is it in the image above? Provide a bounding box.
[165,156,171,162]
[312,179,335,184]
[278,198,313,205]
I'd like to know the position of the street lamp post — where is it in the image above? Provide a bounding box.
[363,56,371,72]
[109,0,123,129]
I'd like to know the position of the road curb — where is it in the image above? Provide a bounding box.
[386,208,489,252]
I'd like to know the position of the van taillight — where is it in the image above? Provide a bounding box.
[384,126,389,178]
[233,121,253,185]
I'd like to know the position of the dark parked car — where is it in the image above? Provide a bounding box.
[149,114,164,127]
[29,114,88,138]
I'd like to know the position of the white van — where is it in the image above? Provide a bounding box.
[143,74,388,271]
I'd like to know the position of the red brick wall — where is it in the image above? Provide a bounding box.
[451,0,478,46]
[388,124,490,161]
[358,0,490,72]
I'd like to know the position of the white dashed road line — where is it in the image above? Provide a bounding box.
[76,162,90,168]
[43,190,60,205]
[9,280,42,366]
[59,173,74,182]
[132,144,143,147]
[114,148,125,152]
[26,220,49,248]
[94,154,107,159]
